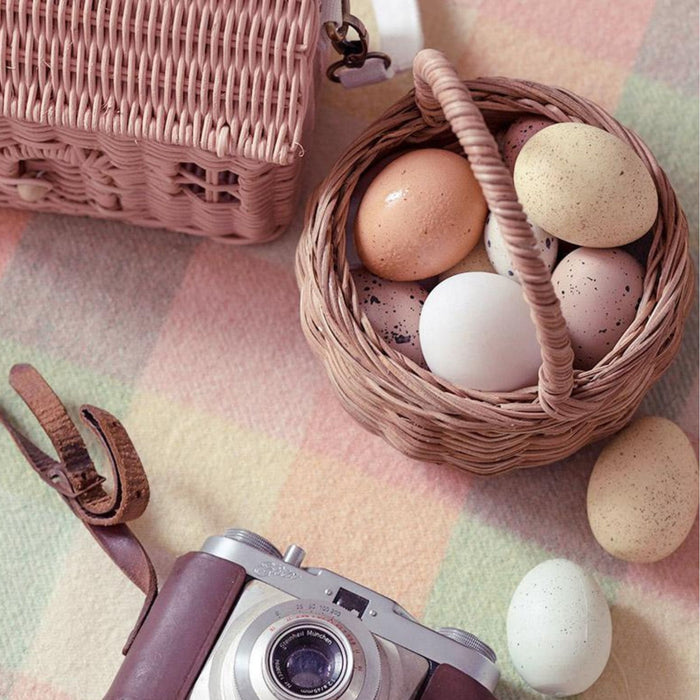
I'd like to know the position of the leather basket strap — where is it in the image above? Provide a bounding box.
[0,364,157,651]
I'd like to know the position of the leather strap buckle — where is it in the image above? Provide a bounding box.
[1,364,158,654]
[45,466,106,500]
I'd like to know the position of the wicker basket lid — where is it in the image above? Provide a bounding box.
[1,0,320,165]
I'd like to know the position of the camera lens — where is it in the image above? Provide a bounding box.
[268,624,349,697]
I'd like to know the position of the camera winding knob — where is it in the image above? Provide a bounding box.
[224,528,283,559]
[437,627,497,663]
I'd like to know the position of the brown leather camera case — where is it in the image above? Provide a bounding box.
[105,552,246,700]
[422,663,498,700]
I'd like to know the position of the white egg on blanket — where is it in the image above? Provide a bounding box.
[507,559,612,697]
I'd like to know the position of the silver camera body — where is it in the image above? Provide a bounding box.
[189,530,499,700]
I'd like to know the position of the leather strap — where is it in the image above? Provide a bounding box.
[0,364,158,652]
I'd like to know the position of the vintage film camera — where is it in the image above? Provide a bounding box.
[107,529,500,699]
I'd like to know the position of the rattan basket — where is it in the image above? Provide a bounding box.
[295,49,695,475]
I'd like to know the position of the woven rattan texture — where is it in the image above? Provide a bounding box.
[1,0,318,163]
[295,49,695,475]
[0,0,320,242]
[0,119,304,240]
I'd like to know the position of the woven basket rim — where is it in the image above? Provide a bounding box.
[295,51,695,474]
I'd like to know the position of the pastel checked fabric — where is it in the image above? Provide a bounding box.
[0,0,697,698]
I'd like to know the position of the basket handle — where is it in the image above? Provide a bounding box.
[412,49,575,413]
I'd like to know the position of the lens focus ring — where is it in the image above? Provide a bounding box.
[233,599,381,700]
[268,623,350,697]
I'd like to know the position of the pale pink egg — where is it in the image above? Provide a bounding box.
[501,116,556,172]
[352,268,427,366]
[552,248,644,369]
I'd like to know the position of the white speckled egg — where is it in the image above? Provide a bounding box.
[419,272,541,392]
[484,212,558,283]
[352,268,427,366]
[551,247,644,369]
[513,122,658,247]
[587,416,699,563]
[507,559,612,697]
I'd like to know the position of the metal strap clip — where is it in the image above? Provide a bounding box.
[324,0,391,83]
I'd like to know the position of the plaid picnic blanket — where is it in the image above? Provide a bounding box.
[0,0,697,698]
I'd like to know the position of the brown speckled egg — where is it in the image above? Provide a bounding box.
[354,149,487,281]
[552,247,644,369]
[438,239,495,281]
[352,268,427,366]
[501,116,555,171]
[513,123,658,247]
[587,416,699,563]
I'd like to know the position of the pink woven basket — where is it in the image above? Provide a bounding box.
[0,0,321,243]
[295,49,695,475]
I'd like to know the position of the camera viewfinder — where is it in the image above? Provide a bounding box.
[333,588,369,617]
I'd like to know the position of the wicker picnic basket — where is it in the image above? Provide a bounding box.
[295,49,695,475]
[0,0,324,243]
